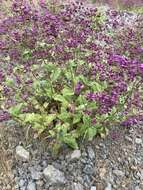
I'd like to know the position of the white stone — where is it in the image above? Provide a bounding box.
[135,138,142,144]
[71,150,81,160]
[87,147,95,160]
[91,186,97,190]
[43,165,66,185]
[27,181,36,190]
[16,145,30,160]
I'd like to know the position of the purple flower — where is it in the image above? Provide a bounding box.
[74,81,83,95]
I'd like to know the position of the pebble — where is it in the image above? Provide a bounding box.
[113,169,124,177]
[30,168,42,180]
[27,181,37,190]
[91,186,97,190]
[135,138,142,144]
[135,186,141,190]
[83,164,94,175]
[87,147,95,160]
[105,183,112,190]
[72,182,84,190]
[19,179,25,187]
[71,150,81,160]
[16,145,30,161]
[43,165,66,185]
[125,136,132,142]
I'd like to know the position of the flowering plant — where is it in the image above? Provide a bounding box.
[0,0,143,150]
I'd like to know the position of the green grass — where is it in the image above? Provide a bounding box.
[126,6,143,14]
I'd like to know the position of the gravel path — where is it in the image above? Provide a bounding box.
[0,120,142,190]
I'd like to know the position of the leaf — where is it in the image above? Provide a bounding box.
[53,94,68,106]
[19,113,41,123]
[5,78,14,86]
[33,123,45,133]
[44,114,56,124]
[43,63,56,71]
[50,68,61,82]
[58,112,71,122]
[83,115,91,127]
[43,102,49,109]
[9,103,23,116]
[63,134,78,149]
[23,49,32,59]
[62,87,74,96]
[52,142,62,155]
[73,114,81,124]
[91,82,102,91]
[88,102,97,109]
[86,127,97,141]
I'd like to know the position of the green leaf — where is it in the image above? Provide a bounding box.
[88,102,97,109]
[19,113,41,123]
[5,78,14,86]
[50,68,61,82]
[91,82,102,91]
[83,115,91,127]
[62,87,74,96]
[63,134,78,149]
[33,123,45,133]
[53,94,68,106]
[76,95,87,104]
[86,127,97,141]
[43,63,56,71]
[73,114,81,124]
[23,49,32,59]
[58,112,71,122]
[44,114,56,124]
[9,103,23,116]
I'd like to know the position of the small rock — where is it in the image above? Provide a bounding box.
[91,186,97,190]
[135,138,142,144]
[140,169,143,179]
[113,169,124,177]
[105,183,112,190]
[87,147,95,160]
[30,168,41,180]
[135,186,141,190]
[83,164,94,175]
[27,181,36,190]
[36,180,44,187]
[72,182,83,190]
[16,145,30,161]
[99,167,106,179]
[71,150,81,160]
[19,179,25,187]
[43,165,66,185]
[125,136,132,142]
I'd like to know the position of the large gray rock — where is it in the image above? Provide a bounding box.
[43,165,66,185]
[16,145,30,161]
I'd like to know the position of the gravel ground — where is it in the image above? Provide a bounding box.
[0,120,142,190]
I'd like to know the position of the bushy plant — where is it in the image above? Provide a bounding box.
[0,0,143,150]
